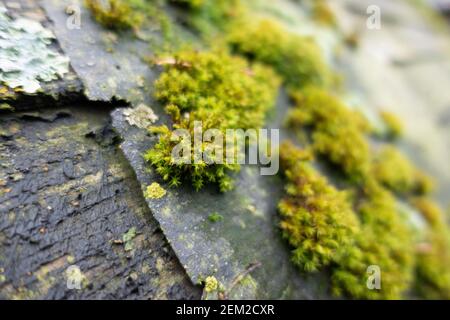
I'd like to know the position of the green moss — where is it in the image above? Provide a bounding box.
[412,197,450,299]
[85,0,143,30]
[287,87,371,181]
[332,181,415,299]
[122,227,138,252]
[278,141,360,272]
[208,212,224,223]
[0,103,14,112]
[411,197,445,228]
[171,0,243,33]
[204,275,219,292]
[145,50,280,192]
[228,19,332,89]
[144,182,167,199]
[372,146,434,195]
[379,111,403,140]
[415,229,450,299]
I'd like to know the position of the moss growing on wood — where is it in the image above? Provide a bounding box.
[145,50,280,192]
[228,19,332,89]
[278,141,360,272]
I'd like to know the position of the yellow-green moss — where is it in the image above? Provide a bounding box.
[278,141,360,272]
[412,197,445,228]
[85,0,144,30]
[287,87,371,181]
[204,275,219,292]
[228,19,332,89]
[380,111,403,140]
[412,197,450,299]
[312,0,337,27]
[171,0,243,33]
[145,50,280,192]
[332,181,415,299]
[372,146,434,195]
[144,182,167,199]
[415,229,450,299]
[208,212,224,223]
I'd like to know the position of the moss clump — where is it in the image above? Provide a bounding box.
[204,275,219,292]
[415,230,450,299]
[171,0,243,33]
[144,182,167,199]
[208,212,223,223]
[312,0,337,27]
[372,146,434,195]
[412,198,450,299]
[122,227,137,251]
[380,111,403,140]
[332,181,415,299]
[0,103,14,112]
[228,19,332,89]
[278,141,360,272]
[287,87,371,181]
[145,50,280,192]
[411,197,445,228]
[85,0,144,30]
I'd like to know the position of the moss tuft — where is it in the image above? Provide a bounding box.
[171,0,243,33]
[412,197,445,228]
[228,19,332,89]
[144,182,167,199]
[380,111,403,140]
[278,141,360,272]
[415,229,450,299]
[412,197,450,299]
[287,87,371,181]
[332,180,415,299]
[208,212,224,223]
[204,275,219,292]
[85,0,144,30]
[372,146,434,195]
[145,50,280,192]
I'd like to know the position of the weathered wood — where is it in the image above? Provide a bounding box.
[0,106,200,299]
